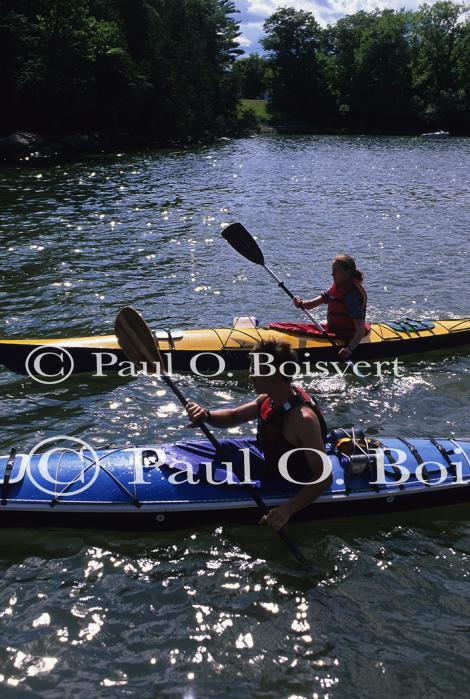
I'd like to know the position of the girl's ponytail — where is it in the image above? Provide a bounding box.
[334,254,364,282]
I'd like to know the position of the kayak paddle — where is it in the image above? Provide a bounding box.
[115,306,313,570]
[222,222,338,348]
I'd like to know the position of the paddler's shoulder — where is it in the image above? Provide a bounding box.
[285,402,322,432]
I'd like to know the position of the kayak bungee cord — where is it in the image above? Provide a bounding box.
[114,306,315,571]
[221,323,264,351]
[49,447,140,508]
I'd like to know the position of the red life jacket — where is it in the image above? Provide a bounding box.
[257,385,328,476]
[326,278,368,340]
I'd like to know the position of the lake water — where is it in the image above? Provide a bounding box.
[0,135,470,697]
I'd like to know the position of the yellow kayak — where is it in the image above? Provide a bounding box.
[0,317,469,376]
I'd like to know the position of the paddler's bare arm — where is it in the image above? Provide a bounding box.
[293,294,324,310]
[338,318,366,360]
[260,407,331,530]
[186,395,265,428]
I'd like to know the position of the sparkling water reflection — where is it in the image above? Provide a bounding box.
[1,135,470,697]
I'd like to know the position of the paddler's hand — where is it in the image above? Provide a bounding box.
[338,346,352,360]
[186,401,210,427]
[293,295,304,309]
[258,504,291,531]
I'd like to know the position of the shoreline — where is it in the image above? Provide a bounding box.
[0,130,243,165]
[0,127,464,165]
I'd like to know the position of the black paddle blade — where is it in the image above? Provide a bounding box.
[115,306,160,372]
[222,223,264,266]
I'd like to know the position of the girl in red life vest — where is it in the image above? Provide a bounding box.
[293,254,368,360]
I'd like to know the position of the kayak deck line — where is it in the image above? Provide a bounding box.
[49,447,142,509]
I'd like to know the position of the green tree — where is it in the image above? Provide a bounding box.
[452,19,470,126]
[233,54,268,98]
[147,0,241,135]
[354,10,415,131]
[0,0,144,132]
[261,7,336,124]
[325,10,377,123]
[0,0,243,137]
[411,1,468,126]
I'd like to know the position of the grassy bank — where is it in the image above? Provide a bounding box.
[239,99,270,122]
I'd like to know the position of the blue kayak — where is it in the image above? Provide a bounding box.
[1,433,470,528]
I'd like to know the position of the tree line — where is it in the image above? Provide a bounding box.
[236,1,470,133]
[1,1,469,139]
[0,0,242,138]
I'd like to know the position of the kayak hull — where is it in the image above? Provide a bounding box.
[2,481,470,530]
[1,436,469,529]
[1,318,470,375]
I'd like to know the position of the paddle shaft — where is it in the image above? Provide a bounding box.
[263,264,338,347]
[115,306,313,569]
[159,371,222,452]
[154,343,311,567]
[221,224,339,349]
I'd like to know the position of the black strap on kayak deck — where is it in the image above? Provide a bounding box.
[430,438,455,476]
[165,329,175,352]
[1,448,17,506]
[384,452,405,488]
[370,439,405,489]
[450,439,470,474]
[399,438,430,485]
